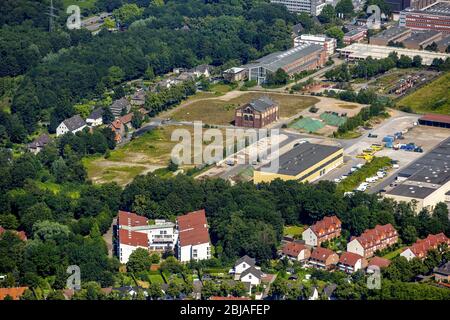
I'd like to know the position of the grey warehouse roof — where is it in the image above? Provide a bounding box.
[396,137,450,185]
[244,43,323,73]
[260,142,342,176]
[370,26,410,41]
[385,183,437,199]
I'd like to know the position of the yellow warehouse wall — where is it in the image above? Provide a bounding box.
[253,148,343,184]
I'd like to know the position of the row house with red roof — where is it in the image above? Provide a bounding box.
[176,210,212,262]
[308,247,339,270]
[347,224,398,258]
[302,216,342,247]
[337,252,367,273]
[281,242,311,262]
[400,233,450,261]
[116,211,177,263]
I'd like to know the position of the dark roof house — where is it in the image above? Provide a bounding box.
[62,115,87,132]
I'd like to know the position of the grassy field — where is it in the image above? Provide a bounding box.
[172,93,319,125]
[83,125,226,185]
[337,156,392,192]
[283,225,304,236]
[397,72,450,114]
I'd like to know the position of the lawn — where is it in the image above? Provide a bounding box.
[397,72,450,114]
[283,225,304,236]
[148,273,165,285]
[337,156,392,192]
[172,93,319,125]
[383,246,406,260]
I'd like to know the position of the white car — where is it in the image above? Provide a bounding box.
[350,167,357,172]
[334,178,341,183]
[356,163,364,169]
[393,164,400,169]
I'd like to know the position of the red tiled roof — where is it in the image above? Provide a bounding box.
[210,296,251,300]
[310,247,336,263]
[0,287,28,300]
[0,227,27,241]
[118,210,148,227]
[177,209,210,247]
[16,231,27,241]
[118,229,148,247]
[351,224,397,249]
[309,215,341,237]
[119,113,133,124]
[282,242,308,257]
[368,256,391,268]
[404,233,450,259]
[339,252,363,267]
[110,119,123,131]
[420,114,450,125]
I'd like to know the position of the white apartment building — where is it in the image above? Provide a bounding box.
[116,211,178,263]
[294,34,336,56]
[270,0,327,15]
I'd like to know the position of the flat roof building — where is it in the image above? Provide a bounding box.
[369,27,412,46]
[400,1,450,34]
[385,136,450,212]
[436,35,450,52]
[402,30,443,49]
[244,43,327,84]
[419,114,450,128]
[253,142,343,184]
[270,0,327,16]
[294,34,337,56]
[343,28,367,45]
[337,43,450,64]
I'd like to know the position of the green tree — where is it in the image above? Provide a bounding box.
[126,248,153,273]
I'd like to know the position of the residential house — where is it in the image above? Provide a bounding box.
[189,64,213,78]
[110,97,131,118]
[109,119,125,143]
[116,210,178,263]
[176,209,211,262]
[308,247,339,270]
[0,287,29,300]
[27,134,51,154]
[234,96,279,128]
[302,215,342,247]
[0,226,27,241]
[308,287,319,300]
[119,113,133,129]
[292,23,305,37]
[86,108,104,127]
[210,296,251,300]
[112,286,148,298]
[56,115,87,137]
[323,284,337,300]
[434,262,450,282]
[347,224,398,258]
[240,266,265,286]
[367,256,391,273]
[281,242,311,262]
[131,90,146,106]
[223,67,248,82]
[233,255,256,275]
[400,233,450,261]
[337,252,367,273]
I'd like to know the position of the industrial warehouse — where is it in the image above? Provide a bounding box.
[253,142,343,184]
[243,43,327,84]
[419,114,450,128]
[385,137,450,212]
[337,43,450,65]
